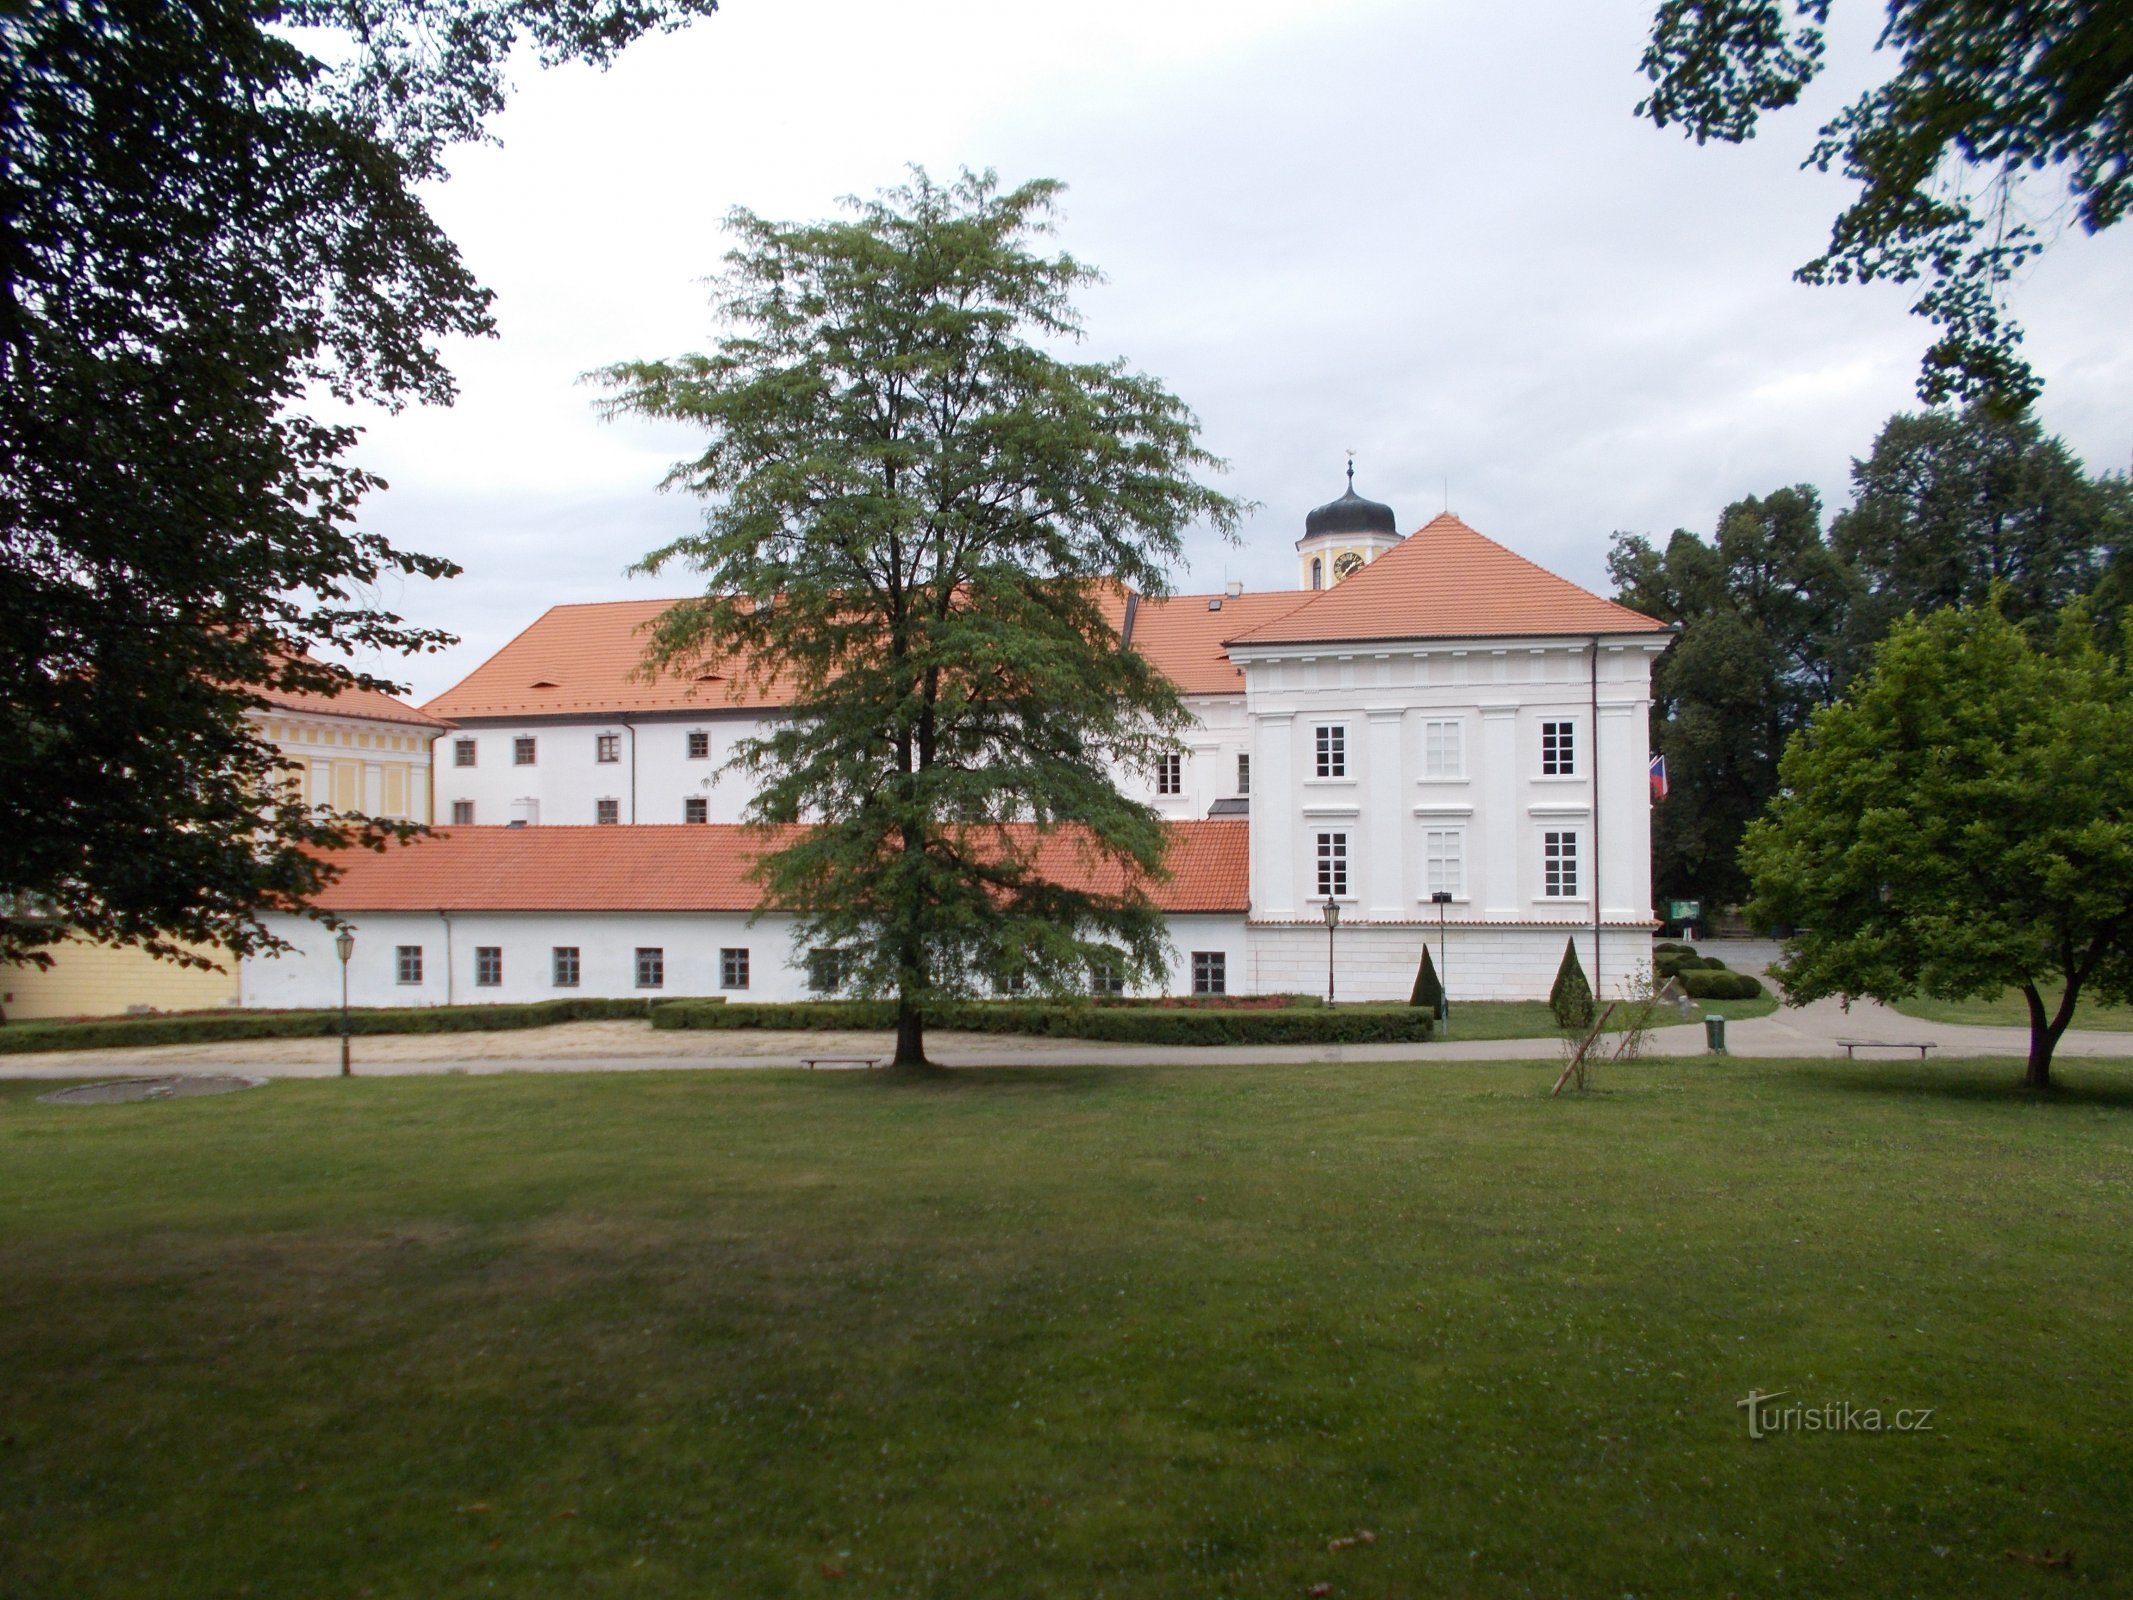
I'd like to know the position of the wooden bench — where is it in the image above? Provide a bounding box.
[801,1056,882,1071]
[1834,1038,1937,1060]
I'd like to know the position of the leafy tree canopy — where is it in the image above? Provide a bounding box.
[0,0,717,970]
[1639,1,2133,407]
[597,169,1243,1068]
[1610,485,1852,902]
[1743,600,2133,1088]
[1832,403,2131,653]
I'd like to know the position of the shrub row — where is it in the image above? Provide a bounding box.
[1677,969,1764,1001]
[0,996,717,1055]
[651,999,1436,1046]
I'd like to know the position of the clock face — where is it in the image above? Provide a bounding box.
[1333,551,1365,581]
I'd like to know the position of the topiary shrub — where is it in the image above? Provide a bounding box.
[1550,938,1596,1031]
[1410,946,1444,1013]
[1679,969,1764,1000]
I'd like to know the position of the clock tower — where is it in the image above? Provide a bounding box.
[1297,462,1400,590]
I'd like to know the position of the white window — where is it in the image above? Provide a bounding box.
[513,736,537,766]
[474,946,502,987]
[450,800,474,826]
[1543,831,1580,897]
[1314,724,1347,778]
[687,730,710,759]
[684,796,708,824]
[1423,720,1464,779]
[1155,752,1182,795]
[1236,753,1250,795]
[1424,829,1465,898]
[636,947,664,989]
[809,949,849,993]
[1541,720,1576,777]
[1089,961,1125,999]
[596,733,620,763]
[553,946,580,988]
[1316,831,1349,898]
[453,738,476,768]
[721,947,750,990]
[595,798,619,825]
[395,945,423,985]
[1192,951,1226,996]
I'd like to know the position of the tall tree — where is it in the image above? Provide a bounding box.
[597,170,1242,1070]
[1638,2,2133,408]
[1610,486,1853,904]
[1831,404,2131,666]
[1743,602,2133,1089]
[0,1,718,970]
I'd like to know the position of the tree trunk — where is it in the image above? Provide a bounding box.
[2018,979,2078,1092]
[891,991,931,1070]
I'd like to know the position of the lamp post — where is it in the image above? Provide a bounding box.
[1321,894,1341,1007]
[1430,890,1452,1035]
[334,928,355,1078]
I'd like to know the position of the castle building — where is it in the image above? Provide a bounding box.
[242,481,1671,1010]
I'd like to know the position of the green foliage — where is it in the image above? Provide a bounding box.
[597,170,1243,1066]
[1832,405,2132,652]
[0,997,708,1055]
[653,999,1434,1046]
[1676,968,1764,1000]
[1549,939,1597,1031]
[1410,945,1445,1012]
[0,1,717,970]
[1744,602,2133,1087]
[1610,486,1853,904]
[1639,1,2133,407]
[1612,411,2126,906]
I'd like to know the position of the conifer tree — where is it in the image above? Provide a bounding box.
[599,170,1241,1069]
[1550,938,1597,1032]
[1410,946,1444,1014]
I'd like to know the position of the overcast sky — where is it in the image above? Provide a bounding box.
[343,0,2133,703]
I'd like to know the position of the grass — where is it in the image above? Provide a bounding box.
[2,1057,2129,1597]
[1894,985,2133,1032]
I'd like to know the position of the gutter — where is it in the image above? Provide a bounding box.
[439,909,455,1005]
[1590,633,1601,996]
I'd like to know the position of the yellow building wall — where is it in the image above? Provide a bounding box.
[3,938,239,1021]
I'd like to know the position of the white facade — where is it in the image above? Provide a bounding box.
[434,711,779,828]
[248,909,1250,1007]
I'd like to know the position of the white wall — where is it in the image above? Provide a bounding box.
[246,910,1254,1010]
[1234,636,1662,930]
[433,713,782,827]
[1248,922,1655,1004]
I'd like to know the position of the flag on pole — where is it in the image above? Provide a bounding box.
[1649,753,1668,801]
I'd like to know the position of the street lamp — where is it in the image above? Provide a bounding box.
[1321,894,1341,1007]
[1430,890,1453,1035]
[334,927,355,1078]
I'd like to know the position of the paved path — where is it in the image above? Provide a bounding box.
[4,988,2128,1080]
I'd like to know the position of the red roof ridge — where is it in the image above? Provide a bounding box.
[1223,511,1669,647]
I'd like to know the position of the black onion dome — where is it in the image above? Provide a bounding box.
[1304,464,1397,539]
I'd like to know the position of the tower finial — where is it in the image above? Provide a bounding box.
[1345,449,1356,493]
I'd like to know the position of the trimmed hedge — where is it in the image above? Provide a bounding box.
[0,996,716,1055]
[652,999,1436,1046]
[1678,969,1764,1001]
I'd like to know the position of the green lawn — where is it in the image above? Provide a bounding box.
[3,1058,2128,1598]
[1894,986,2133,1032]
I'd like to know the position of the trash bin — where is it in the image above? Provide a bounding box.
[1704,1015,1727,1054]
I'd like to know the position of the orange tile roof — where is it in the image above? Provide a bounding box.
[1125,591,1314,693]
[423,598,805,720]
[1224,513,1671,647]
[253,677,451,729]
[311,821,1248,914]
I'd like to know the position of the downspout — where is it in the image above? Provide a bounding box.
[1590,634,1601,998]
[439,909,455,1006]
[624,716,638,823]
